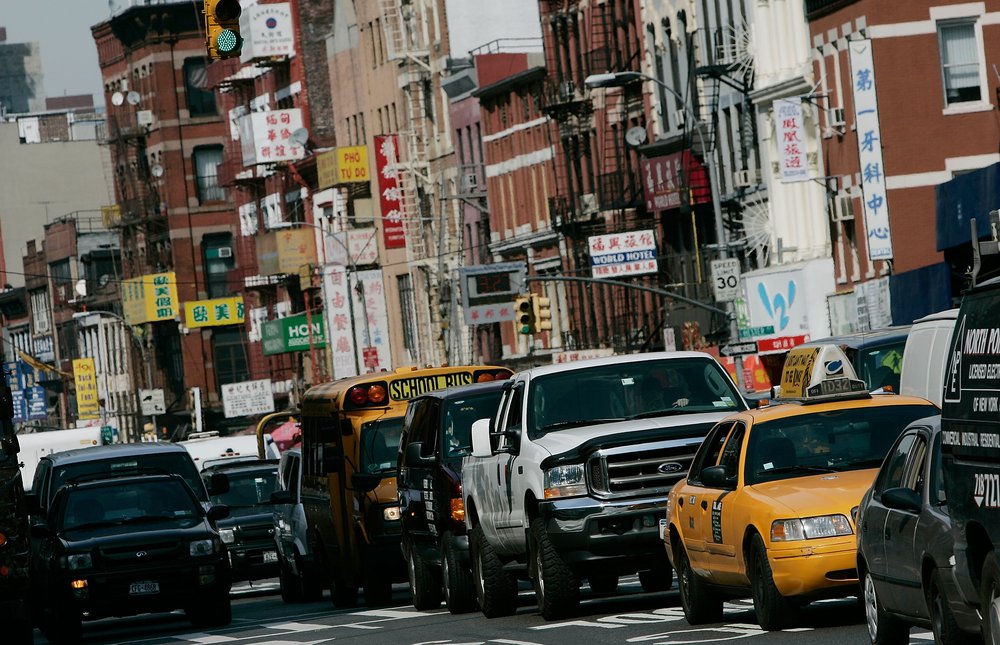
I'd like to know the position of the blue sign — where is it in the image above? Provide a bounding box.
[3,361,47,422]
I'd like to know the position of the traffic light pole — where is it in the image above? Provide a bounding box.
[523,275,732,318]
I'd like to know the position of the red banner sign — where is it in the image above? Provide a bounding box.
[374,134,406,249]
[756,335,809,354]
[640,151,711,213]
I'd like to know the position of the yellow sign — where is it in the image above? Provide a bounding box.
[779,346,819,399]
[184,296,245,329]
[73,358,100,420]
[256,229,317,276]
[316,146,370,190]
[387,373,475,401]
[101,205,121,228]
[122,272,179,325]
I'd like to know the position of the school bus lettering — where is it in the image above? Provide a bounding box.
[389,373,474,400]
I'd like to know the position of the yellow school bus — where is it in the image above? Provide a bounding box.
[300,364,512,607]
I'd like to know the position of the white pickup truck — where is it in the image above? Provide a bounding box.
[463,351,747,619]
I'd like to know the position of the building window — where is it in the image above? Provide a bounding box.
[193,145,226,203]
[212,328,249,388]
[938,21,983,105]
[184,58,217,117]
[397,274,418,352]
[203,234,235,299]
[30,289,50,334]
[49,260,72,305]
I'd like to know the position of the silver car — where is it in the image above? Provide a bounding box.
[271,448,323,602]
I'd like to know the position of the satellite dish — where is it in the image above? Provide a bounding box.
[151,163,164,178]
[625,126,648,148]
[288,127,309,147]
[126,91,141,106]
[111,92,124,106]
[74,279,88,298]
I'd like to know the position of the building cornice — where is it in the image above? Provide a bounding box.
[748,75,814,105]
[490,228,560,256]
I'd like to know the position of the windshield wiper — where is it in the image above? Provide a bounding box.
[756,465,838,476]
[833,458,884,470]
[63,519,125,531]
[540,418,624,432]
[627,408,694,420]
[122,514,182,524]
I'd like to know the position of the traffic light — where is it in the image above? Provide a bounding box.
[204,0,243,60]
[515,295,535,335]
[533,295,552,332]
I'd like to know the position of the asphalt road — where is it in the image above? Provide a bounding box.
[34,577,937,645]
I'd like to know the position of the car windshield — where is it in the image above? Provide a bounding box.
[53,453,206,504]
[209,468,278,508]
[59,479,200,531]
[442,391,504,460]
[744,404,939,485]
[360,417,404,473]
[527,357,744,438]
[856,341,906,391]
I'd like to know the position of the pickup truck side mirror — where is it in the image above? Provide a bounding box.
[405,441,435,468]
[270,489,295,505]
[352,472,383,493]
[207,472,230,496]
[471,418,493,458]
[881,487,922,513]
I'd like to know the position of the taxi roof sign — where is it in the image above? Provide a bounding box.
[778,345,868,402]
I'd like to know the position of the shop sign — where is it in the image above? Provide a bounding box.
[774,99,811,183]
[73,358,100,420]
[222,379,276,418]
[239,109,306,166]
[122,272,178,325]
[588,230,657,278]
[352,270,392,372]
[757,335,809,354]
[374,134,406,249]
[316,145,371,190]
[239,2,295,61]
[640,151,710,212]
[261,313,327,356]
[323,265,358,379]
[184,297,245,329]
[256,228,317,276]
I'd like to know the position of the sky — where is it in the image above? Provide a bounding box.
[1,0,111,100]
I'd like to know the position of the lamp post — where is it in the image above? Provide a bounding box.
[72,310,151,442]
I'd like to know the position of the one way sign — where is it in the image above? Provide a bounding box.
[720,342,757,357]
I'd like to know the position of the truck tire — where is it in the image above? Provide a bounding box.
[407,545,442,610]
[927,568,963,645]
[442,532,476,614]
[639,566,673,592]
[280,561,303,603]
[675,542,723,624]
[981,554,1000,645]
[364,566,394,607]
[750,533,798,630]
[331,571,358,608]
[187,590,232,628]
[529,517,579,620]
[471,524,517,618]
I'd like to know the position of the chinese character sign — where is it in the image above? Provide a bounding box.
[122,272,179,324]
[73,358,100,420]
[849,39,893,261]
[184,297,245,329]
[239,109,306,166]
[588,230,658,278]
[774,99,811,183]
[352,270,392,372]
[640,151,711,212]
[323,265,358,379]
[221,379,276,418]
[240,3,295,62]
[374,134,407,249]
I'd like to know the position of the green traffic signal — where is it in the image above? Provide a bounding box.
[216,29,240,53]
[516,295,535,335]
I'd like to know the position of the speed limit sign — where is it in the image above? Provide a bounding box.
[710,258,741,302]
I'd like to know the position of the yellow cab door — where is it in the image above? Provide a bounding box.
[702,420,749,584]
[676,421,734,574]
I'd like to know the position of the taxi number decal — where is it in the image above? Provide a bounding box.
[711,500,723,543]
[388,373,474,400]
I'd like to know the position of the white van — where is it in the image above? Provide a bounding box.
[178,432,279,471]
[17,427,103,490]
[899,307,958,406]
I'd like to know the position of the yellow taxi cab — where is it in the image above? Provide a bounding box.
[663,345,939,631]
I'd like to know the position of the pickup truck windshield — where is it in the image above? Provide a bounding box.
[527,357,745,439]
[442,391,505,460]
[209,468,279,508]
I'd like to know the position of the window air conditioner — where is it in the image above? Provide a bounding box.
[831,195,855,222]
[829,107,846,128]
[579,193,598,215]
[734,169,760,188]
[217,247,232,258]
[674,109,686,126]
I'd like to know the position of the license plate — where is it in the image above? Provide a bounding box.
[129,580,160,595]
[263,550,278,564]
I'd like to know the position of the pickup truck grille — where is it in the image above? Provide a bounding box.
[587,438,703,499]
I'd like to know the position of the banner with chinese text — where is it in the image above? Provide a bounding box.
[323,265,358,379]
[184,297,245,329]
[352,270,392,372]
[588,230,658,278]
[640,151,710,212]
[774,99,811,183]
[122,272,178,325]
[239,109,306,166]
[374,134,407,249]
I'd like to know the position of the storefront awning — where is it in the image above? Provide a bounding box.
[936,162,1000,251]
[888,262,952,325]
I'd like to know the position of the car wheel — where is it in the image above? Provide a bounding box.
[470,524,517,618]
[299,553,324,602]
[675,542,723,624]
[529,517,580,620]
[442,533,476,614]
[331,570,358,608]
[927,568,963,645]
[43,608,81,645]
[981,554,1000,645]
[639,567,673,592]
[364,565,394,607]
[407,544,442,610]
[280,561,303,603]
[588,572,618,594]
[863,569,909,645]
[749,533,798,631]
[188,591,232,628]
[2,599,33,645]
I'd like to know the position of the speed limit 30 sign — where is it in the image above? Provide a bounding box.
[710,258,741,302]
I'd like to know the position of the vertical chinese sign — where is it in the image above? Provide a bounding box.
[849,39,893,261]
[73,358,100,420]
[323,265,358,379]
[352,270,392,372]
[374,134,407,249]
[773,99,811,183]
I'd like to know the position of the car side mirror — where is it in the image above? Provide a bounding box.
[30,522,50,539]
[700,465,729,488]
[24,492,40,516]
[405,441,435,468]
[207,505,230,522]
[207,472,230,496]
[471,418,493,458]
[881,487,921,513]
[352,472,383,493]
[270,490,295,505]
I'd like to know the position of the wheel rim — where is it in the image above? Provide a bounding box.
[473,544,486,604]
[678,552,692,610]
[408,553,418,598]
[989,581,1000,641]
[864,573,879,642]
[751,550,765,611]
[930,583,945,639]
[442,552,452,605]
[535,544,546,600]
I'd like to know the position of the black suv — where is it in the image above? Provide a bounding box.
[31,473,231,643]
[202,458,281,583]
[398,380,507,613]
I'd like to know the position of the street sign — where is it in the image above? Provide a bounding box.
[757,335,809,354]
[720,342,757,357]
[738,325,774,340]
[138,388,166,416]
[363,346,379,369]
[710,258,741,302]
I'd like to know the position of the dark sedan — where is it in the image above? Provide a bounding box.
[857,416,981,644]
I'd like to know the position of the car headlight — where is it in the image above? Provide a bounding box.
[218,528,235,544]
[66,553,92,570]
[383,506,401,521]
[190,539,217,556]
[543,465,587,499]
[770,514,853,542]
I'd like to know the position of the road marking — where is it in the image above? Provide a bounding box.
[177,636,239,644]
[264,623,334,632]
[350,608,431,618]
